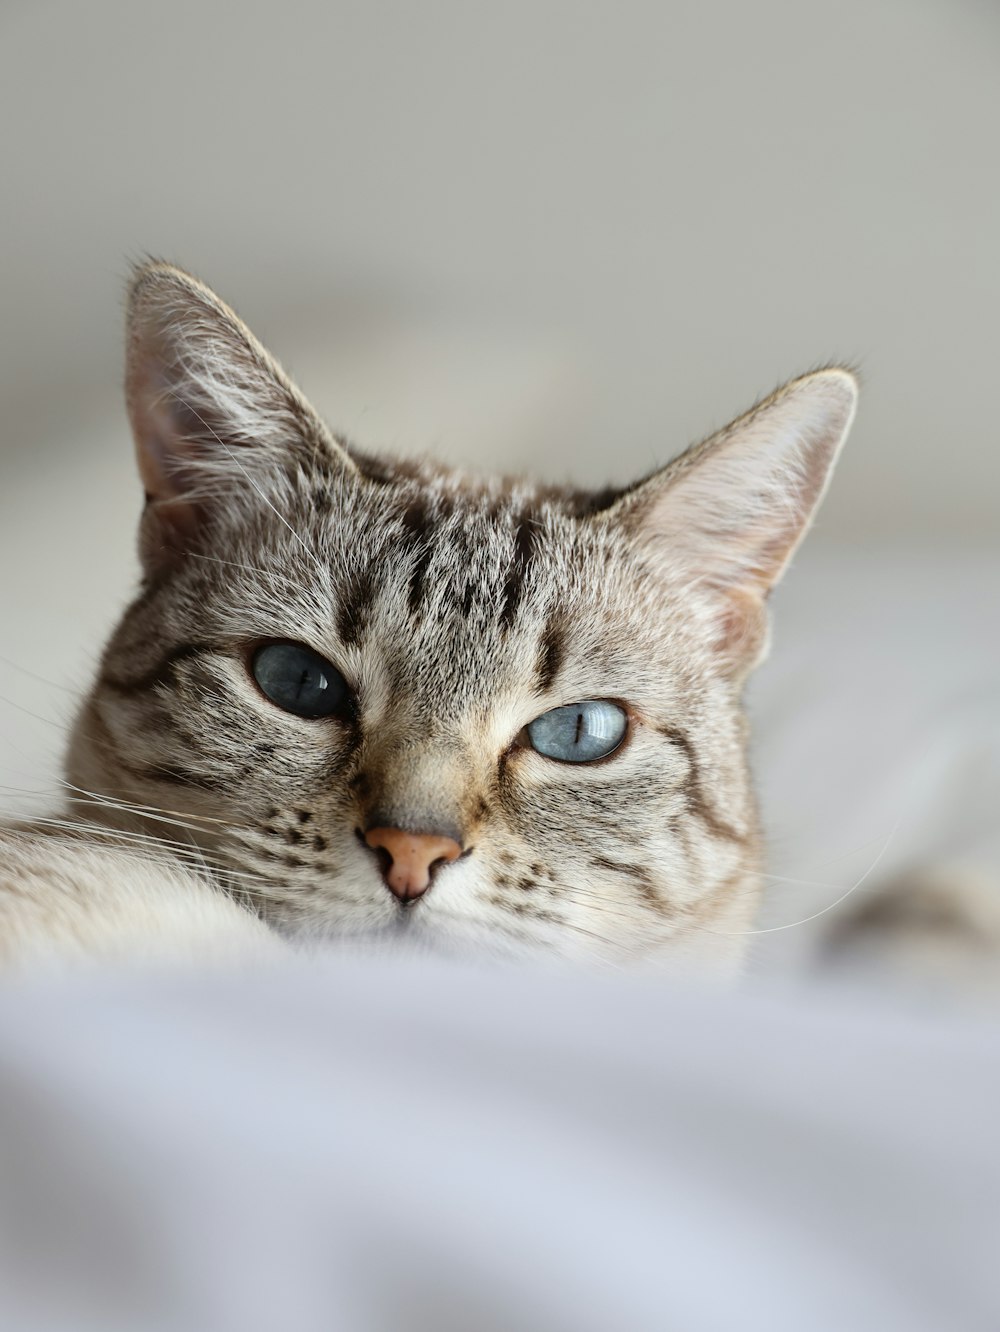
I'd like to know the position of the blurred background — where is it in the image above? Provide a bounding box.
[1,0,997,965]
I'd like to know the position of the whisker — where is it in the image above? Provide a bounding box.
[60,782,232,829]
[0,692,76,732]
[756,829,907,888]
[547,916,628,953]
[0,781,235,840]
[5,815,275,895]
[0,655,82,696]
[8,814,203,858]
[709,820,901,937]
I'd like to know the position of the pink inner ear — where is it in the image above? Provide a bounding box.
[129,354,190,505]
[615,370,857,676]
[128,358,206,564]
[137,486,202,569]
[713,586,768,668]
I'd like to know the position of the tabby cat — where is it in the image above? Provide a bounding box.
[0,264,859,972]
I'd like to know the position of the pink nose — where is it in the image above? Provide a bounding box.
[363,827,463,902]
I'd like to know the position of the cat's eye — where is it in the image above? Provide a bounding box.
[251,642,349,719]
[526,700,628,763]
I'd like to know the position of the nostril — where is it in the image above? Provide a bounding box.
[356,827,391,873]
[361,826,464,903]
[371,844,394,880]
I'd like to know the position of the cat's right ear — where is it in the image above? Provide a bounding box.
[601,367,857,678]
[125,262,355,571]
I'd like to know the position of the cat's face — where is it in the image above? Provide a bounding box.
[68,265,857,972]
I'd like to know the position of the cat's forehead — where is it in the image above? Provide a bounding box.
[211,461,648,707]
[321,468,595,671]
[317,461,601,600]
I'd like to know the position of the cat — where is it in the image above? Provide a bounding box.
[0,262,859,974]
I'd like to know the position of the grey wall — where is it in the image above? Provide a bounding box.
[2,0,999,542]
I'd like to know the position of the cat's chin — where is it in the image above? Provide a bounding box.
[289,911,550,965]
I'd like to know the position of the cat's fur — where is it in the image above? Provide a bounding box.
[1,264,860,972]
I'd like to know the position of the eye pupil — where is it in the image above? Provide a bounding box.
[527,700,627,763]
[252,643,348,719]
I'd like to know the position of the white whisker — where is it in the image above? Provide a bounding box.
[0,655,81,696]
[711,820,900,937]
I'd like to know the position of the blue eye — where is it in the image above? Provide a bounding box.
[251,642,349,719]
[526,700,628,763]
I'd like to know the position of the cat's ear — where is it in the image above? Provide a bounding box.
[609,368,858,676]
[125,262,355,568]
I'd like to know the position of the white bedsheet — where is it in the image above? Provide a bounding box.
[0,957,997,1332]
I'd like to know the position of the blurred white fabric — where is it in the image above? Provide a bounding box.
[0,956,997,1332]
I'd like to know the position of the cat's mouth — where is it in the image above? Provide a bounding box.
[332,911,473,960]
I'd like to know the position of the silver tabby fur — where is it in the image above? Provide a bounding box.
[54,263,858,974]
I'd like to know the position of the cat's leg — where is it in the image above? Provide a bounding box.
[0,827,284,968]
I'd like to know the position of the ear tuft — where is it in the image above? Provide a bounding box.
[125,262,354,569]
[609,367,858,676]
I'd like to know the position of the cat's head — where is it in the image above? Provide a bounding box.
[68,263,857,971]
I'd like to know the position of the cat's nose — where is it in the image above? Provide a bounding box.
[363,827,463,902]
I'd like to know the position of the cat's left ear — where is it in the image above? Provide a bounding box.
[608,368,858,676]
[125,262,355,568]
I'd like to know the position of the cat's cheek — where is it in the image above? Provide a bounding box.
[494,754,614,846]
[495,751,562,818]
[236,696,360,762]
